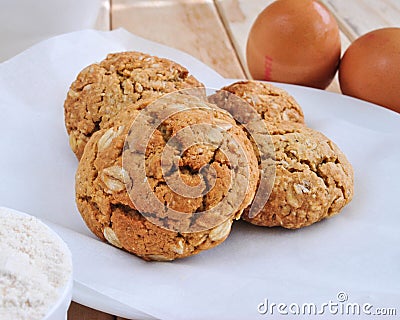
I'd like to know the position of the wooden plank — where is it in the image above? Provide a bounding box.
[111,0,245,78]
[215,0,274,78]
[216,0,352,92]
[322,0,400,40]
[68,301,116,320]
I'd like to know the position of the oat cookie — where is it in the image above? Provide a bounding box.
[75,94,259,261]
[210,80,304,124]
[243,122,354,229]
[64,51,204,159]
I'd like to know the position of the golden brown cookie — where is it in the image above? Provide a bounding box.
[64,51,204,159]
[75,94,259,261]
[211,80,304,124]
[243,121,354,229]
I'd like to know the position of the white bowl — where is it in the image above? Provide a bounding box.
[0,207,73,320]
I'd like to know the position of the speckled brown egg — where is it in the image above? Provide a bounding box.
[246,0,341,89]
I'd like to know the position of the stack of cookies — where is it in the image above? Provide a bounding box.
[64,51,353,261]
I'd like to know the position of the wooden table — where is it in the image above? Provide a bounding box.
[67,0,399,319]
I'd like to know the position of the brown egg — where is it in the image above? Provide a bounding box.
[339,28,400,113]
[246,0,341,89]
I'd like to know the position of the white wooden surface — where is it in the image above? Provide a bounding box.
[323,0,400,40]
[112,0,245,78]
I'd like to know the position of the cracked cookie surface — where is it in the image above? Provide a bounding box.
[243,122,354,229]
[212,80,304,124]
[75,94,259,261]
[64,51,204,159]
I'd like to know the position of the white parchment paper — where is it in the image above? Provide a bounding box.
[0,29,399,320]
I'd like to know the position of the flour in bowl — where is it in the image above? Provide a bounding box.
[0,207,72,320]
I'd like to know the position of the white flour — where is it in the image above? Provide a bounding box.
[0,208,72,320]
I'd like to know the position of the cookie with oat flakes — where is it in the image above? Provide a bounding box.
[75,93,259,261]
[210,80,304,124]
[64,51,204,159]
[243,121,354,229]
